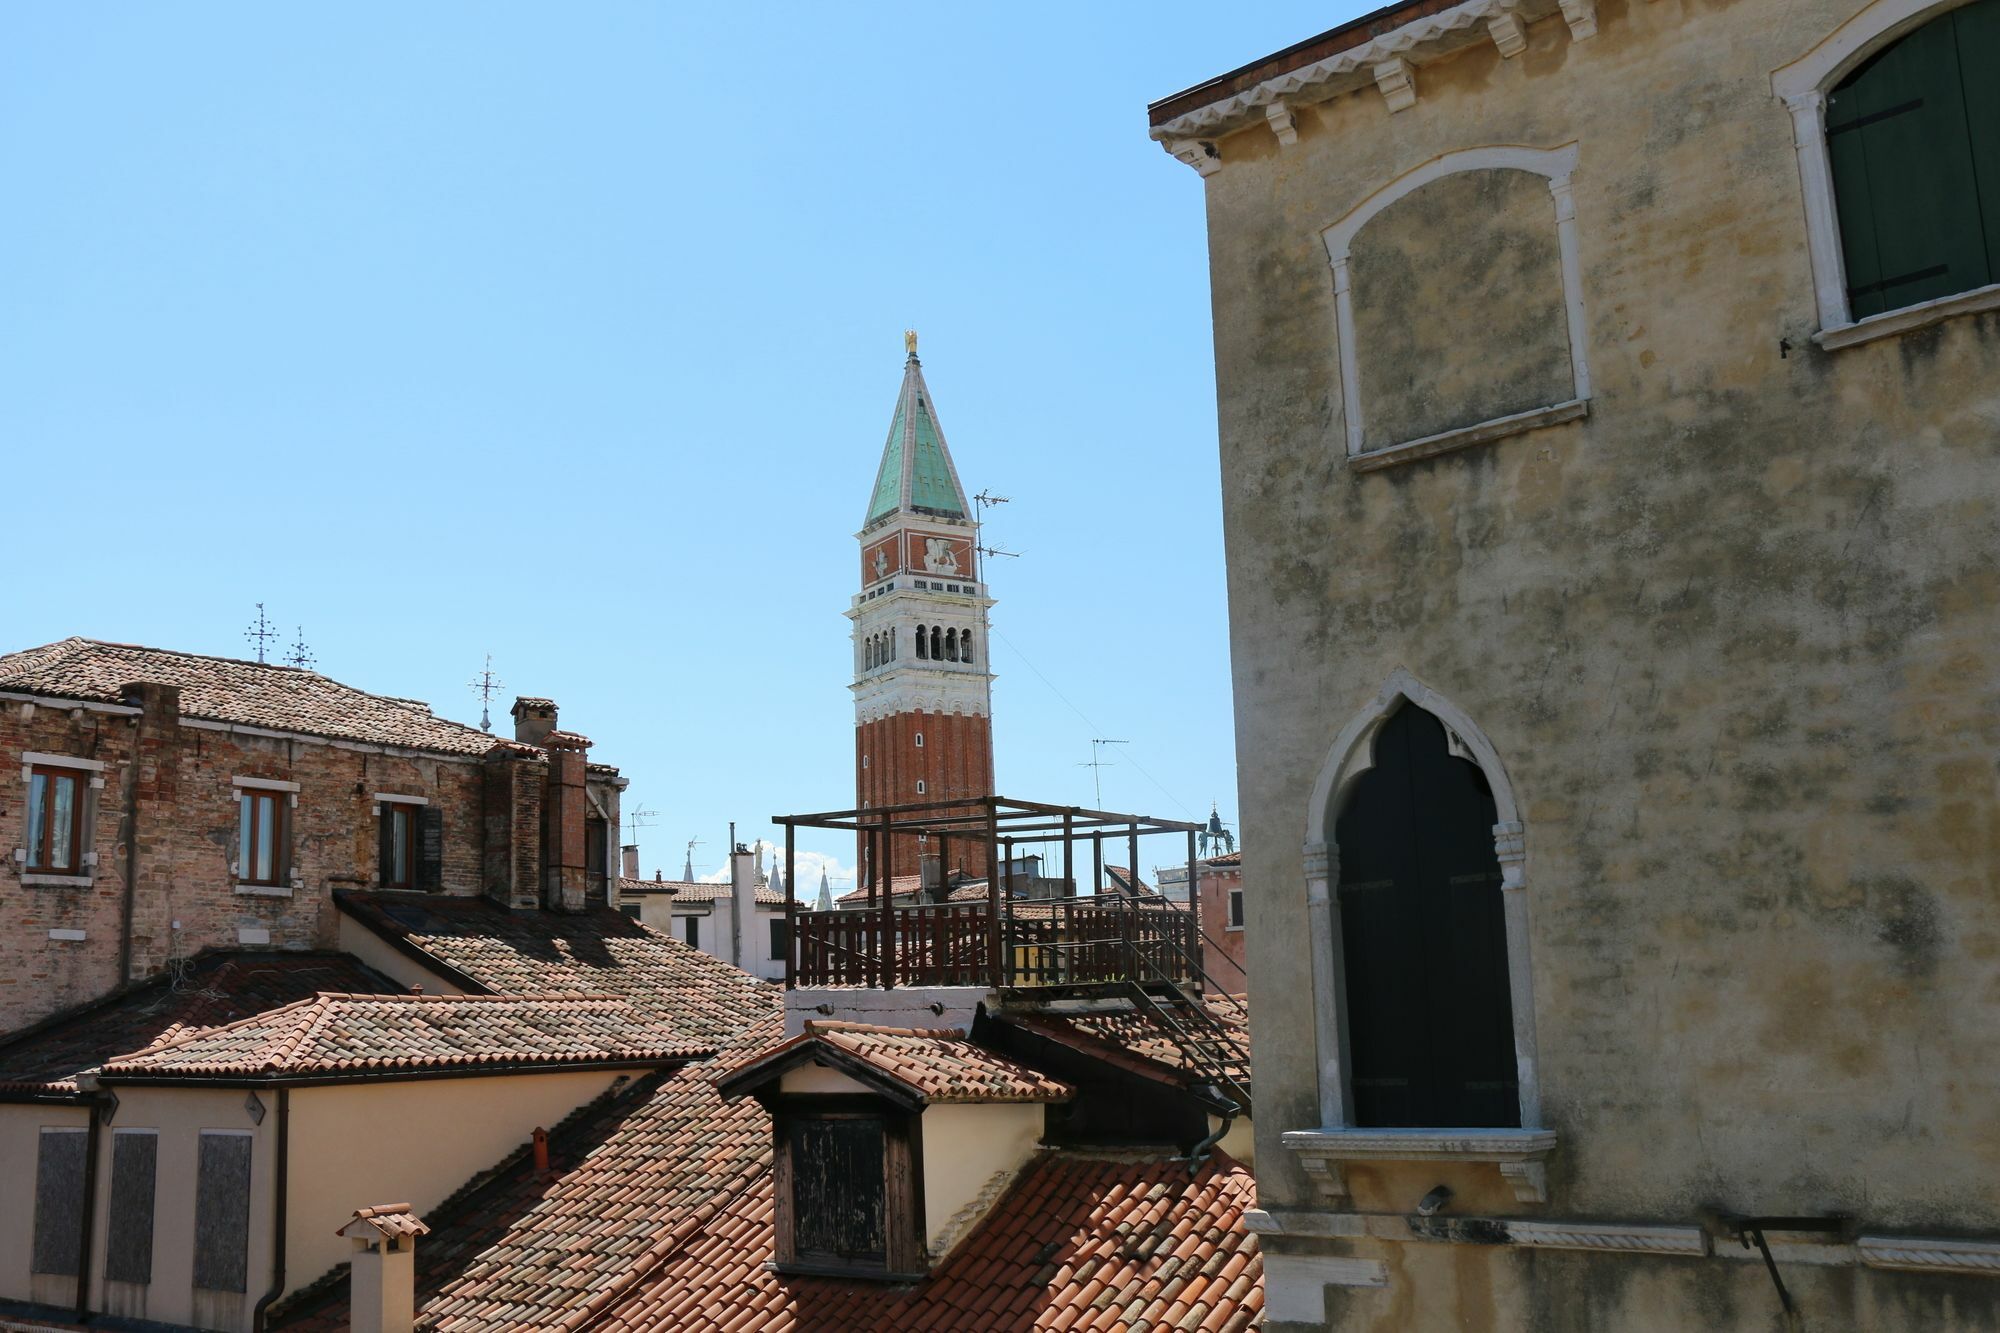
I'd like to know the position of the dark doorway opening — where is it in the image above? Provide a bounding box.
[1335,705,1518,1127]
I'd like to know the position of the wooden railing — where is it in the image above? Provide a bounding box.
[790,895,1200,989]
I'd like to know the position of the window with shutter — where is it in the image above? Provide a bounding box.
[791,1117,887,1264]
[193,1132,253,1293]
[418,806,445,891]
[1827,0,2000,318]
[1335,705,1518,1129]
[770,918,791,961]
[106,1130,159,1285]
[32,1127,87,1277]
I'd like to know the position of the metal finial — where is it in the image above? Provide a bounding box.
[904,329,918,358]
[284,627,316,671]
[245,603,279,664]
[467,654,505,732]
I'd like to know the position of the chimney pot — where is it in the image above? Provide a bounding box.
[511,696,559,746]
[533,1126,550,1175]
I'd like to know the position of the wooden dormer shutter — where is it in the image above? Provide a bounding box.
[1827,0,2000,318]
[418,806,445,891]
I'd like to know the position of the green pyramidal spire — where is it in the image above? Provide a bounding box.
[864,332,970,527]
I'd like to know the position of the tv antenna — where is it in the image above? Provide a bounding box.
[284,626,316,671]
[468,654,505,732]
[1077,738,1128,808]
[682,836,704,882]
[244,604,279,664]
[624,805,658,844]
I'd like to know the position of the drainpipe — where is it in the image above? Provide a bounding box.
[118,705,142,986]
[1187,1105,1235,1175]
[73,1097,104,1323]
[251,1088,291,1332]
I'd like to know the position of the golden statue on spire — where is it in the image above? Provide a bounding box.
[904,329,919,357]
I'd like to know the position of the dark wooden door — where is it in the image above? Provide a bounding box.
[1336,705,1518,1128]
[791,1117,887,1263]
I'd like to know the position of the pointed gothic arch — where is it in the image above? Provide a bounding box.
[1301,668,1542,1132]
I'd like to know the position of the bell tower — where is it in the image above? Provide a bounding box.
[849,333,996,887]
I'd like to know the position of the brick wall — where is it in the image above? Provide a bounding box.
[853,709,994,880]
[1195,863,1247,992]
[3,695,491,1033]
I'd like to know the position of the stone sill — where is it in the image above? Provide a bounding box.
[22,873,94,888]
[1816,283,2000,351]
[234,882,297,898]
[1282,1125,1559,1203]
[1349,399,1588,473]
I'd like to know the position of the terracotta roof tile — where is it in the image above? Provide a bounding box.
[619,878,786,907]
[0,951,400,1097]
[100,993,709,1079]
[1006,995,1251,1088]
[335,891,775,1046]
[720,1023,1074,1105]
[0,637,508,757]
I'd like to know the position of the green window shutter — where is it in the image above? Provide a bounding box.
[418,806,445,891]
[1828,3,1993,318]
[1954,0,2000,277]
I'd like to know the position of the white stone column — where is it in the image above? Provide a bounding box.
[1304,840,1353,1127]
[1785,90,1851,331]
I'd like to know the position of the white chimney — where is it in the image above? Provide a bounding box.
[730,842,757,970]
[337,1204,429,1333]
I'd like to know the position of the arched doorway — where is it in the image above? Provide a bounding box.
[1335,704,1519,1128]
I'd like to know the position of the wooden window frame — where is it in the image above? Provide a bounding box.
[1227,886,1246,931]
[237,790,289,888]
[25,764,87,875]
[768,1094,926,1281]
[380,802,418,890]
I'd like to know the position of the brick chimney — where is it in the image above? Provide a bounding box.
[542,730,592,913]
[480,742,546,910]
[511,697,558,747]
[337,1204,429,1333]
[621,844,640,880]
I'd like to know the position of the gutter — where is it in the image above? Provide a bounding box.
[96,1055,706,1091]
[250,1087,290,1333]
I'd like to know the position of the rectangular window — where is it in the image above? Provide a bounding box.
[106,1129,159,1285]
[684,915,700,949]
[237,791,287,887]
[380,802,416,889]
[25,765,85,873]
[770,918,790,961]
[1227,888,1245,930]
[791,1117,886,1264]
[32,1127,87,1276]
[193,1132,253,1293]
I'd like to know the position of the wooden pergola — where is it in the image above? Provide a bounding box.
[773,796,1206,991]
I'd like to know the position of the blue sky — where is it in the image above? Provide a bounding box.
[1,3,1350,889]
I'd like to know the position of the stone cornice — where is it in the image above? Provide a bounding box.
[1150,0,1595,170]
[1283,1126,1559,1204]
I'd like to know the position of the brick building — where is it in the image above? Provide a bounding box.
[0,638,624,1034]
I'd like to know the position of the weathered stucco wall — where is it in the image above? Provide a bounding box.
[1188,0,2000,1324]
[1351,167,1573,448]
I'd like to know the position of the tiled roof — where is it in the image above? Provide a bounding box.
[1006,995,1252,1089]
[341,1204,431,1241]
[587,1150,1261,1333]
[335,891,776,1046]
[834,873,928,906]
[720,1022,1074,1105]
[618,878,786,907]
[0,951,400,1097]
[272,1018,783,1333]
[100,993,709,1080]
[1105,865,1155,894]
[1206,852,1242,868]
[0,638,509,757]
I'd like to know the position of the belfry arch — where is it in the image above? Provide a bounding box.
[1302,669,1543,1131]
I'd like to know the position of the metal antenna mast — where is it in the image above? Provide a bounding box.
[244,604,279,664]
[624,805,658,845]
[1077,738,1129,808]
[284,627,316,670]
[467,654,505,733]
[683,836,704,881]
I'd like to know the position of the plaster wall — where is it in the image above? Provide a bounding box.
[918,1102,1045,1254]
[0,1103,90,1313]
[1188,0,2000,1323]
[281,1071,624,1293]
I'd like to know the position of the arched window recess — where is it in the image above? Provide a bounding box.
[916,627,929,661]
[1289,668,1555,1207]
[1775,0,2000,347]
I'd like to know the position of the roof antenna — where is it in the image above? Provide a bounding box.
[467,654,505,733]
[284,626,316,671]
[624,805,658,845]
[244,603,279,664]
[1078,738,1128,808]
[683,836,703,882]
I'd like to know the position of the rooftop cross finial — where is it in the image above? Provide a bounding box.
[244,603,279,664]
[284,626,316,671]
[904,329,918,359]
[467,654,505,733]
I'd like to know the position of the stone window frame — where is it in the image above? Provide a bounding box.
[1226,886,1245,932]
[1291,668,1556,1205]
[1320,144,1591,472]
[231,776,301,897]
[14,752,107,888]
[1774,0,2000,349]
